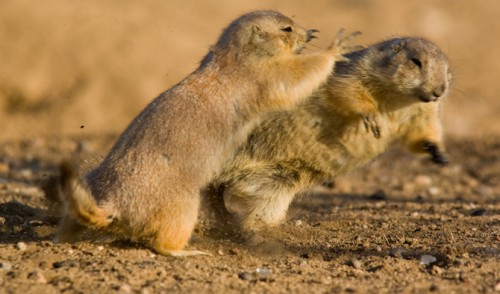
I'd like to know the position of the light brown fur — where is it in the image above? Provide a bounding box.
[209,37,452,234]
[56,10,357,256]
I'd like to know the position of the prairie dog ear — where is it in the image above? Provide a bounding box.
[239,25,260,46]
[247,25,266,45]
[252,25,261,33]
[390,40,407,54]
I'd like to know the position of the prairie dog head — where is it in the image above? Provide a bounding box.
[366,37,452,104]
[203,10,318,65]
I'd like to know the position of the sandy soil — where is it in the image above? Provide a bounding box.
[0,135,499,293]
[0,1,499,293]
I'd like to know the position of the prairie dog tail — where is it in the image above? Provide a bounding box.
[60,161,114,228]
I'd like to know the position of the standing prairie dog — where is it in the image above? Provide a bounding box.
[56,10,358,256]
[210,37,452,234]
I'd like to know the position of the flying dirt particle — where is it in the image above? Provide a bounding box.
[80,125,85,129]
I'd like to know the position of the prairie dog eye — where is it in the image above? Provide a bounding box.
[411,57,422,68]
[281,26,293,32]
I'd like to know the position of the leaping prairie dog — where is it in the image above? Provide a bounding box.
[56,10,358,256]
[210,37,452,234]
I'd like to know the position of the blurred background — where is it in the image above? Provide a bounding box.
[1,0,498,141]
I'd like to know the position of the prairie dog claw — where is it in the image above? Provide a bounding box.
[327,29,362,62]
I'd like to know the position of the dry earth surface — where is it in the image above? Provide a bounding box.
[0,136,498,293]
[0,0,499,293]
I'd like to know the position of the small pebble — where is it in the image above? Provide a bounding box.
[255,267,272,280]
[19,169,33,179]
[238,272,251,281]
[320,276,332,285]
[431,265,445,275]
[420,254,437,265]
[217,249,224,256]
[97,245,104,251]
[27,271,47,284]
[228,248,241,255]
[349,259,362,269]
[0,261,12,271]
[415,175,432,187]
[119,284,132,293]
[239,267,273,282]
[495,282,500,292]
[294,220,303,226]
[16,242,27,251]
[17,186,42,197]
[427,187,440,196]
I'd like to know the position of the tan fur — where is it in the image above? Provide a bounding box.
[60,161,113,228]
[209,37,452,233]
[56,10,357,256]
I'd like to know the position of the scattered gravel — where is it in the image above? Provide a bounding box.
[0,136,498,293]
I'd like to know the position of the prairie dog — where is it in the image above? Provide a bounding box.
[210,37,452,233]
[56,10,357,256]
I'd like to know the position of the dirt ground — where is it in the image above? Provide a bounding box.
[0,135,499,293]
[0,1,499,293]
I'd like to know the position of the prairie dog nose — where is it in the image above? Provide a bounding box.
[432,83,447,99]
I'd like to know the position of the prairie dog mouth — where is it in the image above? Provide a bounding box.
[418,94,438,103]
